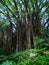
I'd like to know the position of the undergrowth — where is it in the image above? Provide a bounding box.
[0,48,49,65]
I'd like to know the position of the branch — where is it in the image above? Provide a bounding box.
[1,0,17,19]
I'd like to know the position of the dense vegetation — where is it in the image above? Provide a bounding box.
[0,0,49,65]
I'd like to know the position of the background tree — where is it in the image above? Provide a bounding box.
[0,0,49,54]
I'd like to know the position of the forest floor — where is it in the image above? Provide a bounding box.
[0,48,49,65]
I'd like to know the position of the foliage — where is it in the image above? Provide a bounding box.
[0,60,16,65]
[34,36,45,44]
[34,36,45,48]
[33,55,49,65]
[0,0,49,65]
[0,48,48,65]
[0,49,49,65]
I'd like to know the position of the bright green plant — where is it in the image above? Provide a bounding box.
[33,55,49,65]
[1,60,16,65]
[34,36,45,48]
[34,36,45,44]
[0,49,49,65]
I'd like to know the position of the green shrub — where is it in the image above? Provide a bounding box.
[33,55,49,65]
[34,36,45,45]
[0,49,49,65]
[1,60,16,65]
